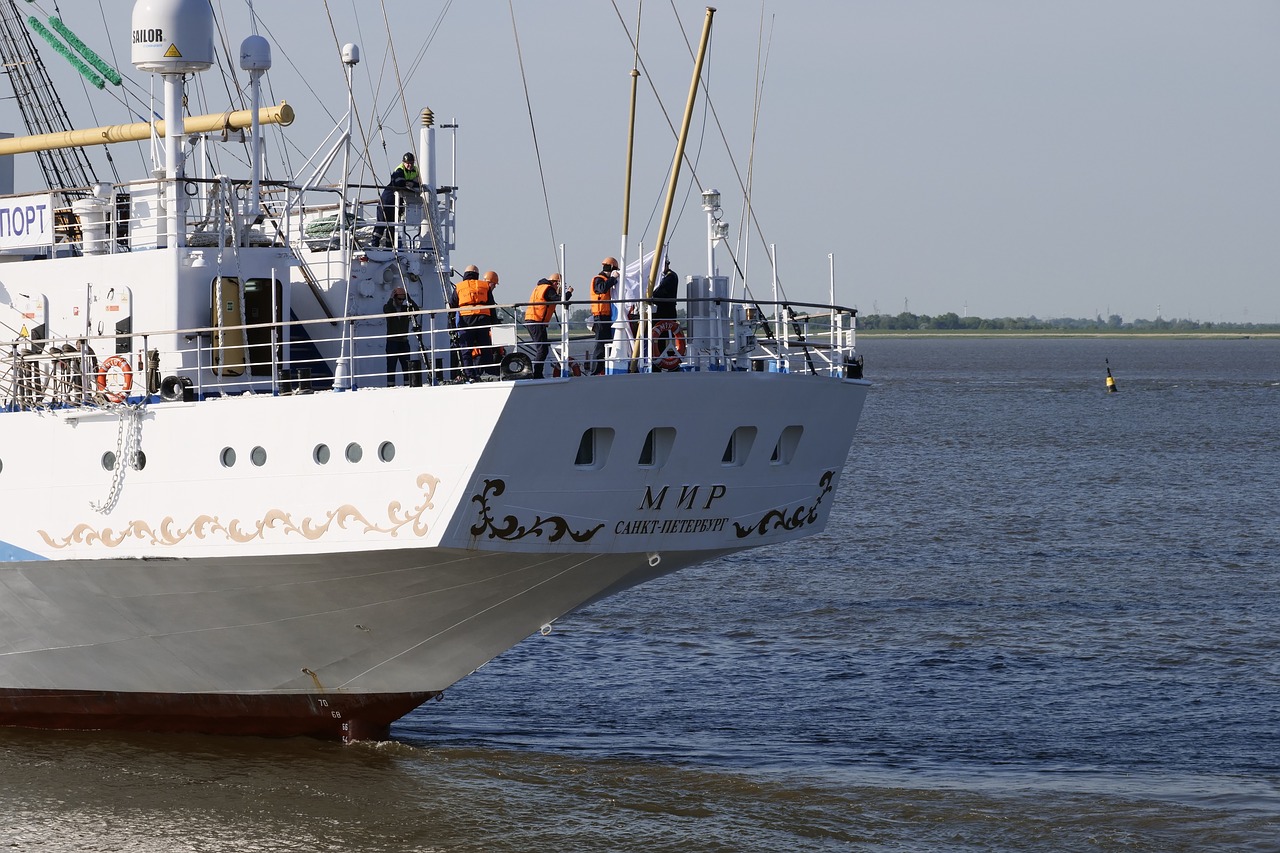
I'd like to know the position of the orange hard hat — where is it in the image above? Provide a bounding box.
[483,270,499,284]
[602,257,619,269]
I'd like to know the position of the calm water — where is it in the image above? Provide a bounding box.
[2,337,1277,851]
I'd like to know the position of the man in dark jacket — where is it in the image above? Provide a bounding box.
[383,286,420,386]
[653,258,679,320]
[371,153,421,248]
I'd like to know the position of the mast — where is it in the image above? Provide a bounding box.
[130,0,215,248]
[0,0,98,203]
[240,34,272,222]
[621,65,640,279]
[620,0,643,287]
[647,7,715,300]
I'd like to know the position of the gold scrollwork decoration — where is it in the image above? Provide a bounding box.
[469,478,604,543]
[37,473,441,550]
[732,470,836,539]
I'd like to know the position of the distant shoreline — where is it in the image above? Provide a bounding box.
[856,331,1279,339]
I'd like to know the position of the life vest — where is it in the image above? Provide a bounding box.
[525,282,556,323]
[590,273,613,317]
[457,278,493,317]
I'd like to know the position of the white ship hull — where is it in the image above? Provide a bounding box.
[2,373,866,738]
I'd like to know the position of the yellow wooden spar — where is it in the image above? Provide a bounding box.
[0,102,294,156]
[648,8,715,299]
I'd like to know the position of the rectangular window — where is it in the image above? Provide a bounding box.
[639,427,676,468]
[722,426,757,467]
[574,427,615,470]
[770,425,803,466]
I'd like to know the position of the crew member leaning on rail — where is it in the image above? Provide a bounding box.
[456,266,498,381]
[524,272,570,380]
[589,257,619,375]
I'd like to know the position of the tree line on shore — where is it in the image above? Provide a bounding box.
[855,312,1278,333]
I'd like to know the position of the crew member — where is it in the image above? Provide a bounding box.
[653,258,679,320]
[383,286,420,386]
[371,152,421,248]
[589,256,619,375]
[456,265,496,381]
[524,272,570,379]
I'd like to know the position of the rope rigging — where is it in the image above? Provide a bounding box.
[507,0,560,272]
[607,0,796,310]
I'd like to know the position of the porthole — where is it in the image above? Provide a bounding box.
[313,444,331,465]
[102,451,118,471]
[250,446,267,467]
[345,442,363,463]
[378,441,396,463]
[220,447,237,468]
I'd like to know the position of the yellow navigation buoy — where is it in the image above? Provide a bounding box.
[1105,360,1118,393]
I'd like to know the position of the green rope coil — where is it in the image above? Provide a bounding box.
[49,17,122,86]
[26,16,104,89]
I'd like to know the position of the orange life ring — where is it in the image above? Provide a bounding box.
[97,354,133,403]
[651,320,686,371]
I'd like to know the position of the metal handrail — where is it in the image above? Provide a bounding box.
[1,296,860,411]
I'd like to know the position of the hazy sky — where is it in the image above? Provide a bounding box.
[3,1,1278,323]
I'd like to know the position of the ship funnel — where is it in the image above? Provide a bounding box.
[131,0,214,74]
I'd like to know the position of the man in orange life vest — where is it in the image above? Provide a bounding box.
[524,272,570,379]
[589,257,619,375]
[456,266,497,381]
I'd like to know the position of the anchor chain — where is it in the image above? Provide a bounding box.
[90,400,146,514]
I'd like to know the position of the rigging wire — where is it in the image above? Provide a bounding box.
[507,0,560,270]
[374,0,416,170]
[612,2,799,350]
[617,0,790,305]
[737,4,775,301]
[607,0,707,237]
[23,0,161,180]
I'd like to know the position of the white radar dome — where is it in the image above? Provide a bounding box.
[240,34,271,71]
[131,0,214,74]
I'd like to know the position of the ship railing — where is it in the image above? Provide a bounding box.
[0,339,115,411]
[41,176,331,256]
[0,297,861,410]
[22,176,430,258]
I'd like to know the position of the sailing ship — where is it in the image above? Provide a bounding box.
[0,0,869,740]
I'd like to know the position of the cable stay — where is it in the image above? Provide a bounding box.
[506,0,560,272]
